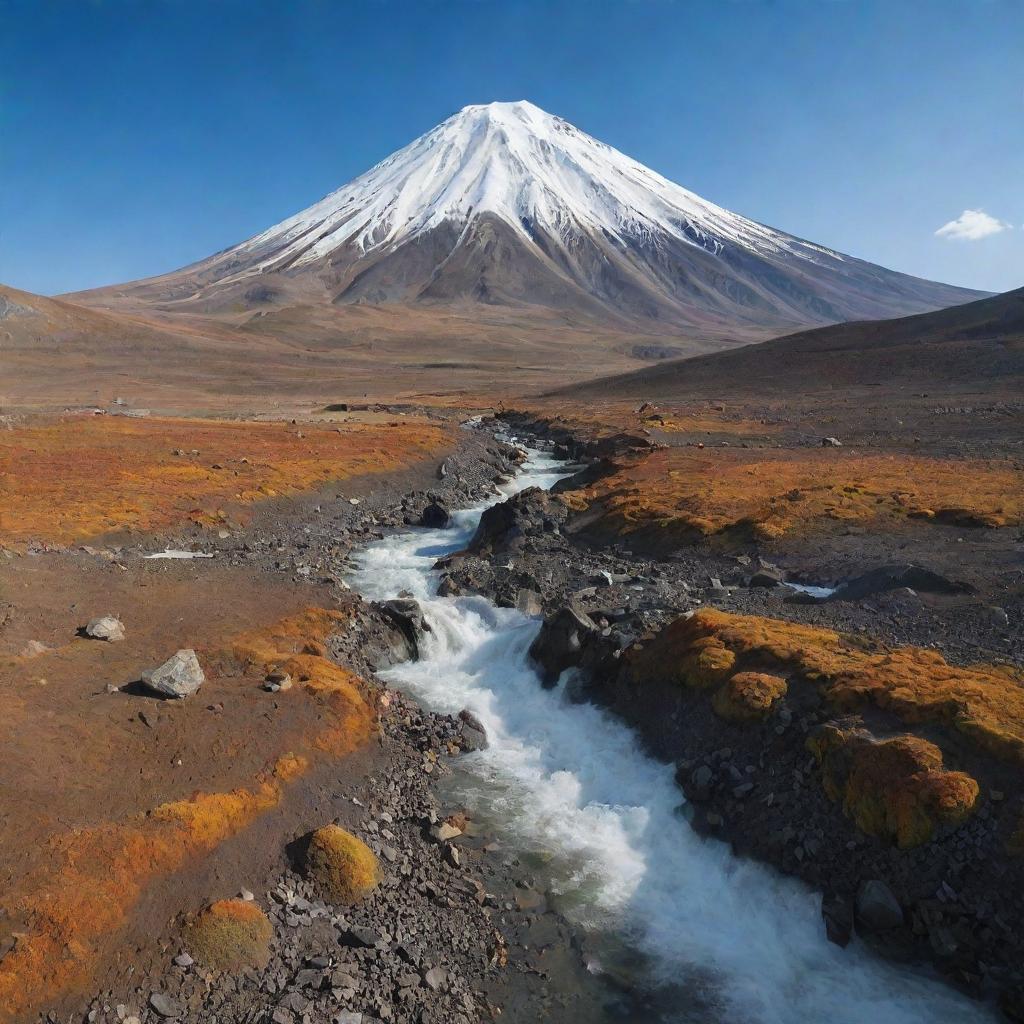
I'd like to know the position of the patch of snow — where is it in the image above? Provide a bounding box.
[143,549,215,560]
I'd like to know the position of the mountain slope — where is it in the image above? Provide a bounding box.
[550,286,1024,398]
[71,101,984,337]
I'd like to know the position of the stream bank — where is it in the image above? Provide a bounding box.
[430,416,1019,1020]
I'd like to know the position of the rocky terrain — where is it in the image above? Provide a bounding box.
[0,417,637,1024]
[429,405,1023,1019]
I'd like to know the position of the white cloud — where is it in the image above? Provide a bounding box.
[935,208,1012,241]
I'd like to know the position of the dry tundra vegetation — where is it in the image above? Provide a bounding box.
[0,605,377,1020]
[0,412,452,545]
[0,308,1022,1019]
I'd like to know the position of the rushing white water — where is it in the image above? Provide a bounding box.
[349,445,993,1024]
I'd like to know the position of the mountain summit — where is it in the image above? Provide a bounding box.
[77,100,984,336]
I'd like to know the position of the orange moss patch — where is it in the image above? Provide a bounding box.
[564,447,1021,544]
[0,607,374,1021]
[0,779,283,1022]
[305,825,380,905]
[184,899,272,971]
[712,671,788,722]
[217,606,375,760]
[0,413,452,545]
[628,609,1024,763]
[807,727,979,848]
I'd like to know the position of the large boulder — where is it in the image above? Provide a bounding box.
[379,598,430,658]
[421,499,451,528]
[140,649,204,698]
[528,605,599,687]
[468,488,556,556]
[457,708,488,751]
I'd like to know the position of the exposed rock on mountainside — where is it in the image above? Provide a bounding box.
[73,101,983,337]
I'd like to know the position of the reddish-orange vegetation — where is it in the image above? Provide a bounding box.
[184,899,273,971]
[628,609,1024,763]
[0,608,376,1022]
[0,413,452,545]
[807,727,979,848]
[562,447,1022,544]
[0,769,285,1020]
[216,606,376,760]
[711,671,788,722]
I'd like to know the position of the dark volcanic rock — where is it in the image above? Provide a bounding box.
[468,487,557,556]
[457,708,488,751]
[829,563,974,602]
[856,880,904,932]
[421,499,451,528]
[527,605,599,686]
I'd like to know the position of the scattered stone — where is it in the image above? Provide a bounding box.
[338,924,383,949]
[140,649,205,699]
[423,966,448,991]
[514,588,543,616]
[822,893,854,947]
[821,436,843,447]
[856,880,904,932]
[431,822,462,842]
[84,615,126,642]
[148,993,182,1018]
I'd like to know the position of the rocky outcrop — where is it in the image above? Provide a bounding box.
[527,605,599,686]
[467,486,561,556]
[829,563,975,602]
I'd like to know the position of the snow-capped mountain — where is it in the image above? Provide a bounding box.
[79,101,984,334]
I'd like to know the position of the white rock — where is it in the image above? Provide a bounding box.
[140,649,204,699]
[85,615,126,642]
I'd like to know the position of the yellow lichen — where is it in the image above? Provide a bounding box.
[184,899,272,970]
[807,727,979,848]
[712,671,788,722]
[305,825,380,905]
[630,609,1024,764]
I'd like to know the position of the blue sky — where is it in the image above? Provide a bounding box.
[1,0,1020,295]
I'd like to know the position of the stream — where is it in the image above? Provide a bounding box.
[348,441,993,1023]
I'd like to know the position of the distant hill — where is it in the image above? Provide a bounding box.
[551,286,1024,399]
